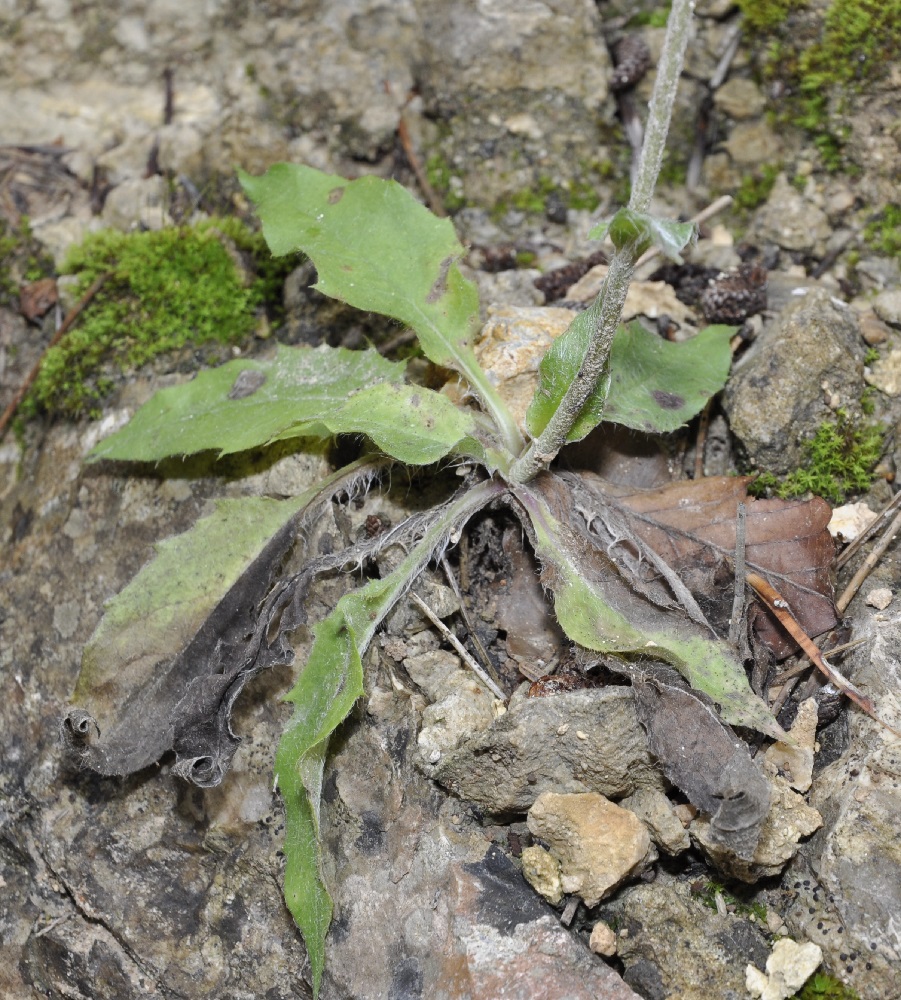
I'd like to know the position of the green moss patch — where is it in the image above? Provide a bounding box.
[0,217,55,307]
[750,409,884,504]
[792,972,861,999]
[740,0,901,171]
[25,219,293,419]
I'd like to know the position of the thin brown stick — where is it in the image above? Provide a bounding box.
[771,636,871,687]
[769,674,800,719]
[0,272,110,440]
[408,592,506,702]
[747,571,901,738]
[439,555,499,684]
[693,398,712,479]
[836,507,901,613]
[728,501,746,646]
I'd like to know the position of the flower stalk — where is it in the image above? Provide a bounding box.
[509,0,695,484]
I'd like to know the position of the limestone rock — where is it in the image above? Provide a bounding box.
[864,347,901,396]
[751,174,831,252]
[746,938,823,1000]
[873,288,901,327]
[723,120,783,166]
[597,876,771,999]
[421,688,663,814]
[764,698,818,793]
[418,672,499,755]
[865,587,893,610]
[619,788,690,856]
[590,921,618,957]
[714,77,766,119]
[527,792,654,907]
[724,287,866,474]
[782,610,901,999]
[828,502,878,543]
[692,775,822,882]
[521,845,564,905]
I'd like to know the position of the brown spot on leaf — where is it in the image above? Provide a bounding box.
[328,186,345,204]
[652,389,684,410]
[426,255,454,304]
[409,393,421,407]
[228,369,267,400]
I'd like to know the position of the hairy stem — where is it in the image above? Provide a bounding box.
[509,0,694,484]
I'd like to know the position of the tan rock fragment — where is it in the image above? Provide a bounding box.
[866,587,893,610]
[828,501,877,543]
[520,845,563,905]
[566,265,694,324]
[527,792,653,906]
[764,698,818,792]
[589,920,618,957]
[865,347,901,396]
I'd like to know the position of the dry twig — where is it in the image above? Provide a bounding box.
[0,272,110,441]
[748,572,901,737]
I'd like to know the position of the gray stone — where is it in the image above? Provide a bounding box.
[724,287,866,474]
[597,875,772,1000]
[691,775,822,882]
[751,174,832,253]
[781,610,901,999]
[619,788,690,856]
[714,77,766,120]
[421,688,664,815]
[723,121,783,166]
[100,175,172,231]
[873,289,901,327]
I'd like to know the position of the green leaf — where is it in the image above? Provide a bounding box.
[239,163,523,456]
[589,208,696,262]
[526,321,733,443]
[89,344,484,466]
[516,478,785,740]
[275,478,504,997]
[77,492,314,704]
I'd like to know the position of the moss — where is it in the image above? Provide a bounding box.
[24,218,293,419]
[424,152,466,214]
[750,409,884,504]
[791,972,861,999]
[0,217,55,307]
[741,0,901,171]
[736,0,803,32]
[565,178,601,213]
[862,348,880,368]
[733,164,780,212]
[863,204,901,257]
[626,3,672,29]
[693,880,768,922]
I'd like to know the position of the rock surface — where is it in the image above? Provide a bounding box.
[781,610,901,998]
[691,775,822,883]
[597,875,772,1000]
[526,792,653,907]
[420,687,663,814]
[724,287,866,474]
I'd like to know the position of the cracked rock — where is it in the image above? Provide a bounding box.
[419,687,663,814]
[526,792,654,907]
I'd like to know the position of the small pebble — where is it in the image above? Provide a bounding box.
[866,587,893,610]
[589,921,617,957]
